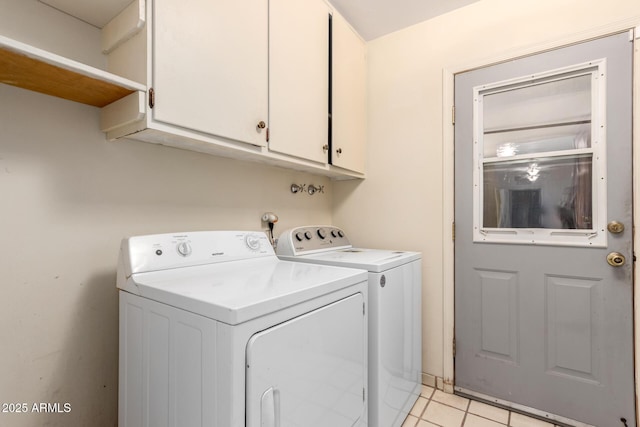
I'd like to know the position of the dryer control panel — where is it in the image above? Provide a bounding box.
[120,231,274,277]
[276,226,351,256]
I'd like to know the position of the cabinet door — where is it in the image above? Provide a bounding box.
[331,12,366,174]
[152,0,268,146]
[269,0,329,163]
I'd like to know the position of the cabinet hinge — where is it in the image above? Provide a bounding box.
[266,127,269,142]
[363,302,365,316]
[363,387,366,402]
[148,88,155,109]
[452,222,455,241]
[453,337,456,357]
[451,105,455,125]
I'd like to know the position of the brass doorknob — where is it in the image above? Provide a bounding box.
[607,221,625,234]
[607,252,626,267]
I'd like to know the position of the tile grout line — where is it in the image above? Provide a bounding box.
[411,387,432,425]
[423,387,434,420]
[411,387,566,427]
[467,409,509,426]
[419,387,514,427]
[466,401,509,426]
[459,398,471,427]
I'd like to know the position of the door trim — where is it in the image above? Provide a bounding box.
[455,387,593,427]
[442,17,640,414]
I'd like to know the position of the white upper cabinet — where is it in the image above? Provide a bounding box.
[102,0,270,148]
[331,11,366,174]
[268,0,329,164]
[25,0,366,179]
[152,0,268,147]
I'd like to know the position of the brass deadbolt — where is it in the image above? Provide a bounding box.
[607,221,625,234]
[607,252,626,267]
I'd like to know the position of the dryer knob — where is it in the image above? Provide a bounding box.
[295,232,304,242]
[317,228,327,239]
[176,241,192,257]
[304,231,312,240]
[245,234,261,251]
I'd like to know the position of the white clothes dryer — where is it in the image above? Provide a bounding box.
[276,226,422,427]
[116,230,369,427]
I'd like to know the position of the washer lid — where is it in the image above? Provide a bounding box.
[126,258,367,325]
[285,248,421,273]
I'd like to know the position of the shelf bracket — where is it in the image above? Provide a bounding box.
[102,0,146,54]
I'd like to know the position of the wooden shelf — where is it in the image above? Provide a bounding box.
[0,35,145,107]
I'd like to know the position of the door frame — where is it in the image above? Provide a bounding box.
[442,18,640,416]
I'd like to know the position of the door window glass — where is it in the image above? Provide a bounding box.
[472,62,606,246]
[483,155,592,229]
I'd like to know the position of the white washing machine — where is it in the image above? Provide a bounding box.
[276,226,422,427]
[116,230,369,427]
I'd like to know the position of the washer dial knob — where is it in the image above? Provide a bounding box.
[176,241,192,257]
[304,231,313,240]
[295,232,304,242]
[317,228,327,239]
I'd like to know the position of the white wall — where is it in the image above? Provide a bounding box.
[0,2,333,426]
[1,0,105,67]
[334,0,640,382]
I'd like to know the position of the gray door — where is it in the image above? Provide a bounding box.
[454,32,634,427]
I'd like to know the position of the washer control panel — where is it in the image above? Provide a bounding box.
[276,226,351,256]
[122,231,273,276]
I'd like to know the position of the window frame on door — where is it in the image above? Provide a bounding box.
[472,59,608,247]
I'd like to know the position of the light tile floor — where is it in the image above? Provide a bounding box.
[402,386,564,427]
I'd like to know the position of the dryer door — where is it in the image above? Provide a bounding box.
[246,293,366,427]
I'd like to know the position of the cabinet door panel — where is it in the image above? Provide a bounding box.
[153,0,268,146]
[269,0,329,163]
[332,12,366,174]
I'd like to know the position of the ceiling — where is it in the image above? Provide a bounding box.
[330,0,481,41]
[39,0,481,40]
